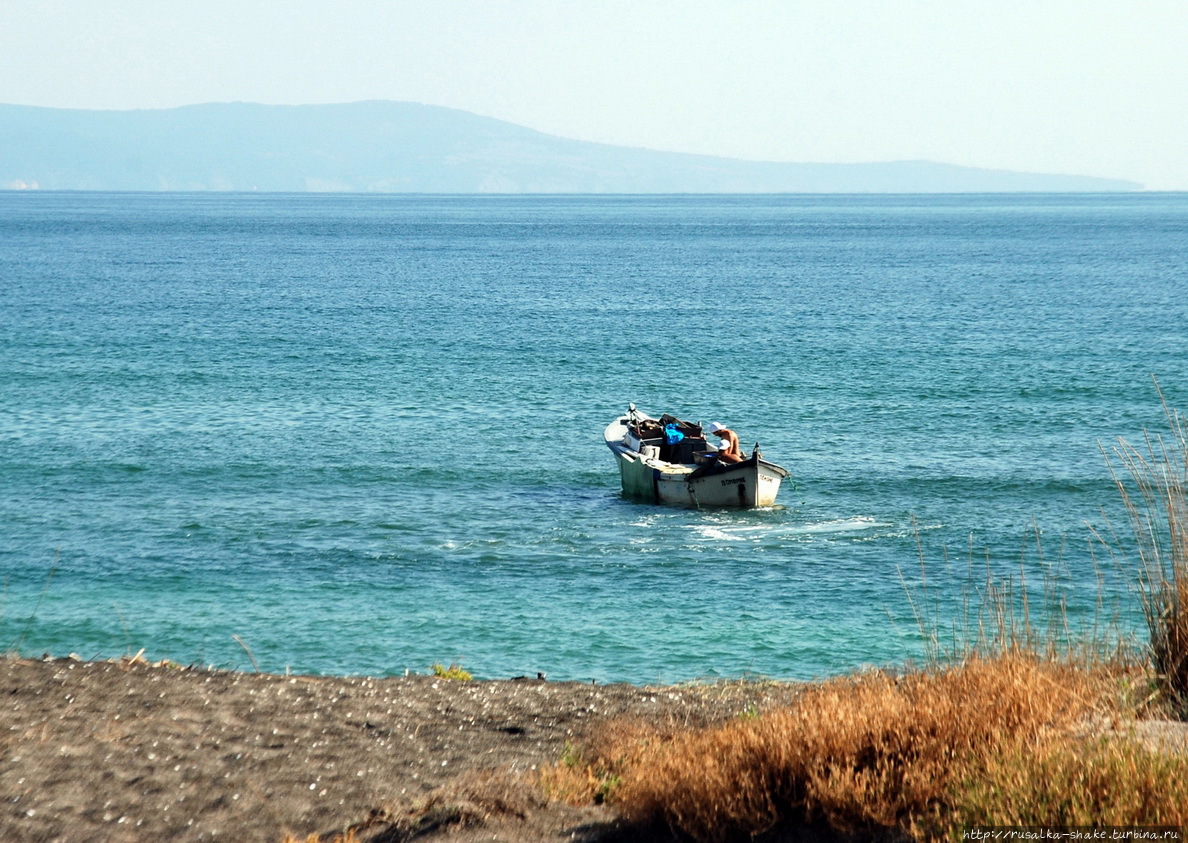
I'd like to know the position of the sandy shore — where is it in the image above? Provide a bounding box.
[0,655,803,842]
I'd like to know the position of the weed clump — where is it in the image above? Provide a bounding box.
[567,655,1149,841]
[954,733,1188,828]
[431,662,472,681]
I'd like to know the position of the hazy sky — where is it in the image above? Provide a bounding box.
[2,1,1186,189]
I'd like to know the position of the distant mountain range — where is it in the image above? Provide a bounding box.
[0,101,1142,193]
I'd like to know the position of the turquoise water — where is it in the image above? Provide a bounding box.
[2,193,1186,682]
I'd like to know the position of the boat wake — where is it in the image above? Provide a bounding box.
[795,516,889,534]
[689,515,893,543]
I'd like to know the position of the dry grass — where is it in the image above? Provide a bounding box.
[282,831,360,843]
[552,655,1160,841]
[1102,378,1188,715]
[900,517,1136,671]
[954,732,1188,828]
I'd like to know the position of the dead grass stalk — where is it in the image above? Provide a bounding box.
[1102,378,1188,714]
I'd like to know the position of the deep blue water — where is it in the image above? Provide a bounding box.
[1,192,1186,682]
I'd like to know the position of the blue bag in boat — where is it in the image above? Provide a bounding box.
[664,424,685,445]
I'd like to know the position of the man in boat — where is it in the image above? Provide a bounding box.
[707,422,744,464]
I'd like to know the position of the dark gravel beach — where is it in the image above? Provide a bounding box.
[0,655,803,841]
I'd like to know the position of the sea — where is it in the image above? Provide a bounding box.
[1,192,1186,684]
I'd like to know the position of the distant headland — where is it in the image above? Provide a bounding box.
[0,100,1143,194]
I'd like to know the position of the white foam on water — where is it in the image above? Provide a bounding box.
[691,526,748,542]
[795,516,885,534]
[688,515,891,543]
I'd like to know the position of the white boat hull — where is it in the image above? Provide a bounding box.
[604,409,789,508]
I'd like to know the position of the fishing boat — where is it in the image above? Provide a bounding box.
[603,404,790,508]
